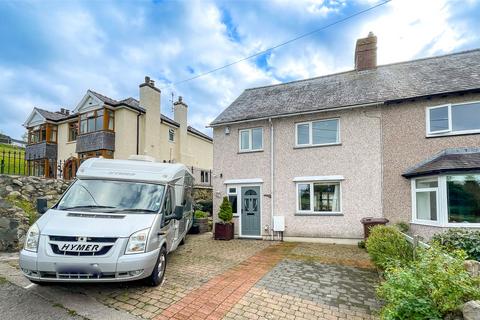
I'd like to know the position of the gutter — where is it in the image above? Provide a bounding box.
[209,101,383,128]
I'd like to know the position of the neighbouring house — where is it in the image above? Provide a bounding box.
[210,32,480,241]
[0,133,26,148]
[22,76,213,187]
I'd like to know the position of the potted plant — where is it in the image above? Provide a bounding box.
[214,196,234,240]
[193,210,209,234]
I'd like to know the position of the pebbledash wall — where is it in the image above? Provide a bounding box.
[382,92,480,239]
[213,106,383,239]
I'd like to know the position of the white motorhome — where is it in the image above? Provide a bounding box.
[19,156,194,286]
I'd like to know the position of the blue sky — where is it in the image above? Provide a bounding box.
[1,0,480,139]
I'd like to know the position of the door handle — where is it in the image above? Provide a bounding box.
[158,231,167,236]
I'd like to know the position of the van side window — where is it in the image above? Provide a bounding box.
[163,187,174,218]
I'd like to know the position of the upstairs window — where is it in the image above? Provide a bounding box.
[28,124,57,144]
[168,128,175,142]
[239,127,263,152]
[68,122,78,141]
[296,118,340,147]
[79,108,113,134]
[427,102,480,136]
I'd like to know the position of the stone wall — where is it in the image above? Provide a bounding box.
[0,175,70,251]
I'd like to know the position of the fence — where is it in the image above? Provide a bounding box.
[1,148,213,187]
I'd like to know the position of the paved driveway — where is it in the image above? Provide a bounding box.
[0,234,380,320]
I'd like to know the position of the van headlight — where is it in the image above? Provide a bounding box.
[125,228,150,254]
[24,223,40,252]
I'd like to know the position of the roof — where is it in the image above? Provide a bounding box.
[35,107,70,121]
[77,157,191,184]
[211,49,480,126]
[88,90,145,113]
[403,147,480,178]
[187,126,212,141]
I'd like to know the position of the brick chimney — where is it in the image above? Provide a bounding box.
[355,32,377,71]
[140,76,161,160]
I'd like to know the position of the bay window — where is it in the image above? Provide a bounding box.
[427,101,480,136]
[296,118,340,147]
[28,124,57,144]
[79,108,114,134]
[412,174,480,226]
[296,181,341,214]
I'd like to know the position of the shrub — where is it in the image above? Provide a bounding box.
[357,240,366,249]
[394,222,409,233]
[218,196,233,223]
[366,225,413,269]
[377,246,480,319]
[194,210,208,219]
[431,229,480,261]
[196,200,213,214]
[6,195,37,225]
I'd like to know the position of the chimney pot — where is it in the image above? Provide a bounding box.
[178,96,183,102]
[150,79,155,86]
[355,32,377,71]
[145,76,150,84]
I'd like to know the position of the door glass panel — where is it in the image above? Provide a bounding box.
[429,106,449,132]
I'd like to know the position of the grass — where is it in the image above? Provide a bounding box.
[5,194,38,225]
[0,276,8,284]
[0,143,26,175]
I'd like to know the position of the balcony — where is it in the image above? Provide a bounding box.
[76,131,115,153]
[25,142,57,160]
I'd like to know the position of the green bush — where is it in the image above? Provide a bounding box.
[394,222,409,233]
[194,210,208,219]
[357,240,366,249]
[431,229,480,261]
[218,196,233,223]
[195,200,213,214]
[6,195,37,225]
[366,225,413,269]
[377,246,480,319]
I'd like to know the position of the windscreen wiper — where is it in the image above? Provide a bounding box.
[115,208,158,213]
[60,205,117,211]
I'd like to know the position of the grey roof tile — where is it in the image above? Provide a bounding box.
[35,107,69,121]
[211,49,480,125]
[403,147,480,178]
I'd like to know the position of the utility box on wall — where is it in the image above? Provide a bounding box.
[273,216,285,232]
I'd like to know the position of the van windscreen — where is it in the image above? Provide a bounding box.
[57,180,165,213]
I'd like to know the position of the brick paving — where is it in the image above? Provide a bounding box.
[5,233,381,319]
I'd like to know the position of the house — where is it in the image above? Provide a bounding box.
[22,76,213,186]
[0,133,26,148]
[210,33,480,241]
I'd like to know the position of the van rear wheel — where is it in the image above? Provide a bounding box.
[145,246,167,287]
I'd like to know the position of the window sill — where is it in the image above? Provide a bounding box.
[294,143,341,150]
[295,212,343,216]
[67,140,76,144]
[238,149,264,154]
[426,130,480,138]
[412,221,480,228]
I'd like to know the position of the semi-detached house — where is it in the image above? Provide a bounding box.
[211,33,480,241]
[22,77,213,186]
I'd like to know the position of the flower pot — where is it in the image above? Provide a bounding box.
[195,217,209,234]
[214,222,234,240]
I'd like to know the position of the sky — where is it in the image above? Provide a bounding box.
[1,0,480,140]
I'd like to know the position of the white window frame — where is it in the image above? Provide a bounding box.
[426,101,480,137]
[411,177,441,226]
[168,128,175,142]
[295,180,342,215]
[295,118,340,148]
[239,127,263,152]
[411,174,480,228]
[227,186,239,217]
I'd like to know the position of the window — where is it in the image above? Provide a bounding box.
[78,150,113,163]
[239,127,263,152]
[427,102,480,136]
[79,109,108,134]
[296,181,341,213]
[163,187,174,218]
[28,124,57,144]
[169,128,175,142]
[412,174,480,226]
[68,122,78,141]
[296,118,339,147]
[107,109,114,130]
[227,187,238,215]
[200,170,209,183]
[413,178,438,222]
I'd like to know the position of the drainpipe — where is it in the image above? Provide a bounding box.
[136,113,141,154]
[269,118,274,240]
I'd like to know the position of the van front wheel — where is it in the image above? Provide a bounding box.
[145,246,167,286]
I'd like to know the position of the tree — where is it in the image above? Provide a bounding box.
[218,196,233,224]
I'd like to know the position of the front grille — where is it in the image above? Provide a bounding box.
[40,271,116,279]
[50,244,113,256]
[49,236,117,243]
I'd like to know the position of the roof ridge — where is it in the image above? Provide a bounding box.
[245,47,480,92]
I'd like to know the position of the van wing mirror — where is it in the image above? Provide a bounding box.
[36,198,48,215]
[174,206,184,220]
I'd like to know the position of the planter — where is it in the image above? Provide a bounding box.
[195,218,209,234]
[214,222,234,240]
